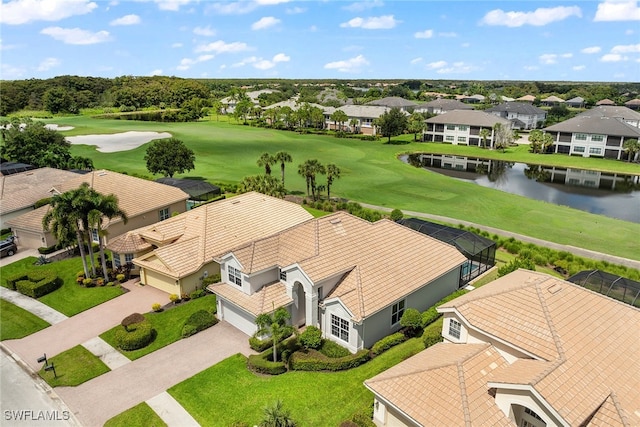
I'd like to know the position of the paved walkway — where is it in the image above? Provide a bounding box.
[0,287,68,324]
[360,203,640,271]
[56,321,253,426]
[2,281,169,371]
[81,337,130,370]
[147,392,200,427]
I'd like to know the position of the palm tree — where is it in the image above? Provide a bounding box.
[297,162,312,197]
[212,100,223,121]
[43,188,90,277]
[257,152,276,175]
[479,128,491,149]
[325,164,341,200]
[274,151,292,186]
[623,138,639,162]
[259,400,296,427]
[330,110,348,132]
[255,306,291,363]
[349,118,359,134]
[299,159,325,201]
[239,174,285,198]
[89,192,128,281]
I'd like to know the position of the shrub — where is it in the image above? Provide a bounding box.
[169,293,180,303]
[106,281,115,287]
[10,271,62,298]
[247,349,287,375]
[116,274,125,282]
[190,289,207,299]
[389,209,403,221]
[114,321,155,350]
[181,310,218,338]
[249,326,294,352]
[400,308,422,337]
[371,332,407,357]
[340,422,359,427]
[202,273,221,286]
[38,245,58,255]
[319,339,350,358]
[121,313,145,331]
[152,303,162,312]
[76,271,85,277]
[82,278,94,287]
[423,334,444,348]
[299,326,322,350]
[421,307,442,327]
[289,348,370,371]
[498,256,536,277]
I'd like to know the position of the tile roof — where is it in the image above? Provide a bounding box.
[417,98,473,111]
[541,95,565,102]
[596,98,616,106]
[365,343,513,427]
[225,212,466,321]
[0,167,80,215]
[209,281,292,316]
[365,97,418,108]
[329,104,393,119]
[516,95,536,102]
[128,192,313,279]
[439,269,640,426]
[574,105,640,121]
[5,205,50,230]
[107,230,152,254]
[544,115,640,137]
[485,102,546,116]
[426,110,510,128]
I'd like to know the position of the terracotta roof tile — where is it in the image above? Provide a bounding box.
[209,281,292,316]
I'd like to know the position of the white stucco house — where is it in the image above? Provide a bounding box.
[209,212,466,352]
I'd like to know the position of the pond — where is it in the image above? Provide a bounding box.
[401,153,640,223]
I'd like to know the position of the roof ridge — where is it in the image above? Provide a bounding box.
[456,362,472,427]
[608,391,631,426]
[354,266,366,320]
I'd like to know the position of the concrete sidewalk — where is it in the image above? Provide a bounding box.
[0,287,68,325]
[81,337,130,370]
[147,392,200,427]
[2,281,169,371]
[56,321,253,427]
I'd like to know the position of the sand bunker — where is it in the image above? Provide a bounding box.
[45,124,75,131]
[66,131,172,153]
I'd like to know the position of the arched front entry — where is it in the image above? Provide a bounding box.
[292,282,306,327]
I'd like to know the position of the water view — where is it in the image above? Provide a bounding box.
[402,153,640,223]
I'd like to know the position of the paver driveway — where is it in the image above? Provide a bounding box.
[3,281,169,371]
[55,321,252,426]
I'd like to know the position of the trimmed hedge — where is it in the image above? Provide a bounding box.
[38,245,59,255]
[299,326,322,349]
[319,339,351,358]
[114,321,155,351]
[249,326,294,352]
[421,307,442,328]
[423,334,444,348]
[289,348,370,371]
[8,271,62,298]
[181,310,218,338]
[247,349,287,375]
[371,332,406,357]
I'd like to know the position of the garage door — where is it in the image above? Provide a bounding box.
[142,268,179,295]
[220,300,256,336]
[15,230,44,250]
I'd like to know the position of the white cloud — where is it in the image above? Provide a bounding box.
[625,29,635,35]
[594,0,640,21]
[1,0,97,25]
[461,42,470,48]
[0,39,20,50]
[573,65,586,71]
[40,27,110,45]
[195,40,251,53]
[426,60,447,69]
[324,54,369,73]
[410,57,423,64]
[176,54,214,70]
[340,15,399,29]
[252,16,281,30]
[150,69,163,76]
[581,46,601,54]
[232,56,258,67]
[153,0,193,11]
[272,53,290,62]
[480,6,582,27]
[523,65,540,71]
[414,29,433,39]
[193,26,216,36]
[538,53,572,64]
[434,61,476,74]
[309,25,317,32]
[171,42,183,48]
[1,63,26,79]
[601,53,629,61]
[286,6,305,14]
[611,43,640,53]
[37,57,60,71]
[209,0,289,15]
[232,53,289,70]
[439,32,458,37]
[110,14,140,26]
[342,0,384,12]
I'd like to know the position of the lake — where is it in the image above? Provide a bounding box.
[401,153,640,223]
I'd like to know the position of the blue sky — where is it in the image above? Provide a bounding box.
[1,0,639,81]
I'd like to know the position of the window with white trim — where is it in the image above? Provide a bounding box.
[91,229,99,242]
[589,147,602,155]
[575,133,587,141]
[124,253,134,263]
[446,124,455,130]
[573,146,585,153]
[449,318,461,339]
[331,314,349,342]
[228,266,242,286]
[445,135,455,142]
[159,207,170,221]
[457,136,467,143]
[591,134,604,142]
[458,125,468,131]
[113,253,121,268]
[279,269,287,281]
[391,300,405,325]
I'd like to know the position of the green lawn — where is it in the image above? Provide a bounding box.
[0,299,50,340]
[39,345,110,387]
[100,294,216,360]
[104,403,167,427]
[49,116,640,261]
[0,257,124,316]
[169,321,439,427]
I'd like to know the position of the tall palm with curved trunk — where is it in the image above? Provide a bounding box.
[274,151,292,186]
[257,152,276,175]
[43,187,90,277]
[89,192,128,281]
[325,163,341,200]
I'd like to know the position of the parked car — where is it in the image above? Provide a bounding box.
[0,237,18,258]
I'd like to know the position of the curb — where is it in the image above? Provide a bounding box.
[0,343,82,427]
